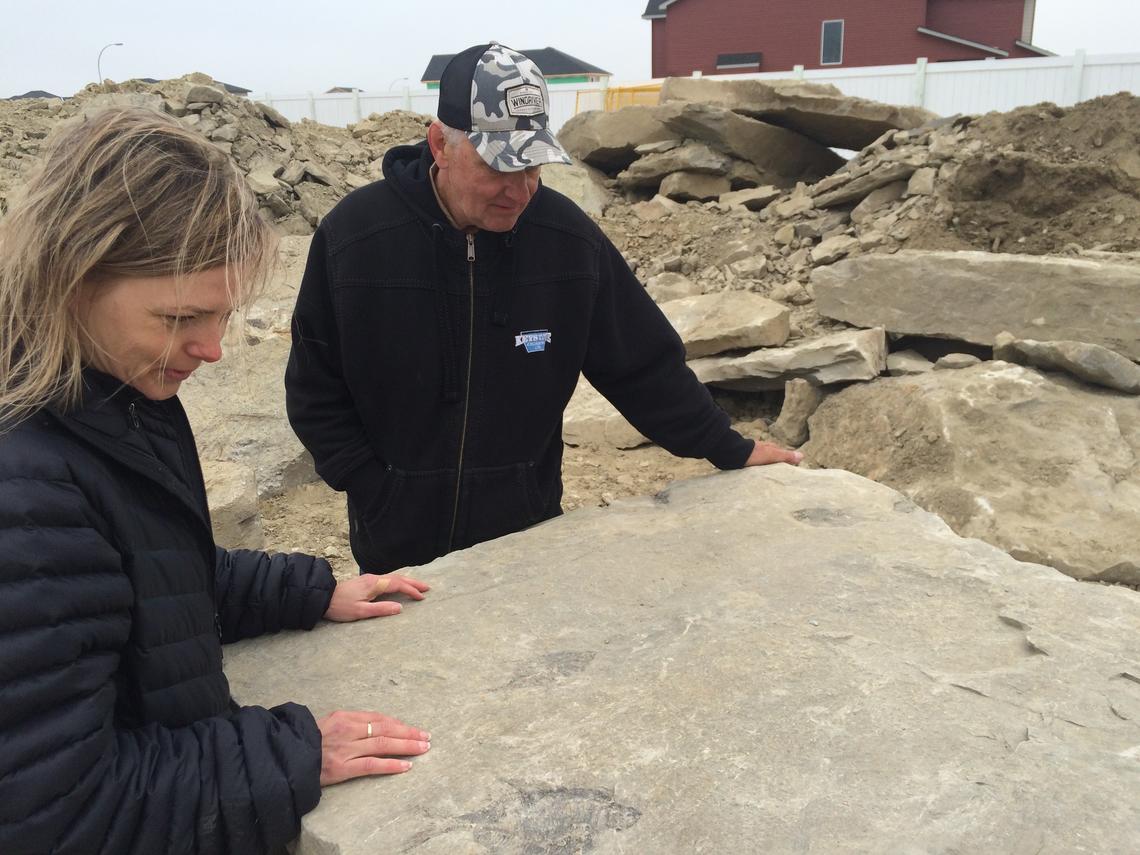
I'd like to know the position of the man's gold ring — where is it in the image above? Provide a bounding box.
[367,721,373,738]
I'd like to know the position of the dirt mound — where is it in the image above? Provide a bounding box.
[932,94,1140,255]
[0,73,434,231]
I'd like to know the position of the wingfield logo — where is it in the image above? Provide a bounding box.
[515,330,552,353]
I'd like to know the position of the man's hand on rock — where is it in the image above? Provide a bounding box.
[745,440,804,467]
[325,573,430,622]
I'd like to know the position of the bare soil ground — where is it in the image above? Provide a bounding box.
[263,392,778,579]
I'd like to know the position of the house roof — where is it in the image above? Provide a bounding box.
[916,26,1009,57]
[642,0,683,19]
[420,47,611,83]
[7,90,60,100]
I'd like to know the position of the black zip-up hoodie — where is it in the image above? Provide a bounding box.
[286,141,753,573]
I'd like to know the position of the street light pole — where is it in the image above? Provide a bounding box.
[97,42,124,89]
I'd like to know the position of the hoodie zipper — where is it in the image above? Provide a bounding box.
[447,233,477,550]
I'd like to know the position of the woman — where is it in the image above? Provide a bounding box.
[0,107,431,854]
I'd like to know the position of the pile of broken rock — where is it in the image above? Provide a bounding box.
[560,79,1140,587]
[0,73,433,233]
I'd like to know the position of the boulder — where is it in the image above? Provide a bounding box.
[770,193,814,218]
[810,234,859,266]
[770,378,824,447]
[257,101,291,129]
[659,292,790,358]
[280,160,307,185]
[850,180,907,224]
[906,166,937,196]
[659,77,937,150]
[718,185,781,210]
[690,327,887,391]
[714,238,762,268]
[645,271,701,303]
[558,106,673,172]
[727,254,768,279]
[562,376,649,450]
[994,332,1140,394]
[794,211,849,240]
[886,349,933,376]
[803,362,1140,583]
[631,194,681,222]
[184,84,225,105]
[813,251,1140,361]
[934,353,982,370]
[295,182,339,226]
[225,467,1140,855]
[201,459,264,550]
[616,141,731,189]
[634,139,680,155]
[811,160,923,208]
[655,101,843,184]
[659,171,731,202]
[246,169,282,196]
[180,335,317,499]
[301,161,340,188]
[210,123,240,143]
[538,159,612,218]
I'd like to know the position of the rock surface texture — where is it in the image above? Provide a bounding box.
[812,251,1140,360]
[225,467,1140,854]
[803,362,1140,584]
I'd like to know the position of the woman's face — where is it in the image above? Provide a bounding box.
[75,267,236,400]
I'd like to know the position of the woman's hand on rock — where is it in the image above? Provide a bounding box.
[325,573,430,622]
[317,710,430,786]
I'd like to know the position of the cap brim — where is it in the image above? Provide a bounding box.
[467,128,573,172]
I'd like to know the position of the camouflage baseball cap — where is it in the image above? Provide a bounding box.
[437,43,572,172]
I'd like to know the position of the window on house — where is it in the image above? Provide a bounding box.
[716,52,762,71]
[821,19,844,65]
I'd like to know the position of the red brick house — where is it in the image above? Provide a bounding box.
[642,0,1053,78]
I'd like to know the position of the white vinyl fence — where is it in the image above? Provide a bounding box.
[257,51,1140,134]
[257,82,600,132]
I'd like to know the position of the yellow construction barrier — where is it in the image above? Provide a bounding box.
[574,83,662,115]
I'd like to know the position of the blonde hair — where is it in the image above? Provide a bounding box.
[0,106,274,429]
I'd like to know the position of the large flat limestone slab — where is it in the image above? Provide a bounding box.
[813,251,1140,360]
[659,77,936,150]
[654,101,843,182]
[689,327,887,390]
[226,468,1140,854]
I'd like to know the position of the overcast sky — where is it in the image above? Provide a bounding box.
[1,0,1136,99]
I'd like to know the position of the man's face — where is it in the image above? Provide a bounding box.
[436,133,541,232]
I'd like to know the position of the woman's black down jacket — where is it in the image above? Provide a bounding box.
[0,371,336,854]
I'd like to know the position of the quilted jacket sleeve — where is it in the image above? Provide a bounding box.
[0,452,322,855]
[214,546,337,643]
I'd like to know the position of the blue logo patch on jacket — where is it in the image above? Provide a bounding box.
[515,330,552,354]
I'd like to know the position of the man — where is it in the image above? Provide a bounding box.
[285,43,800,574]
